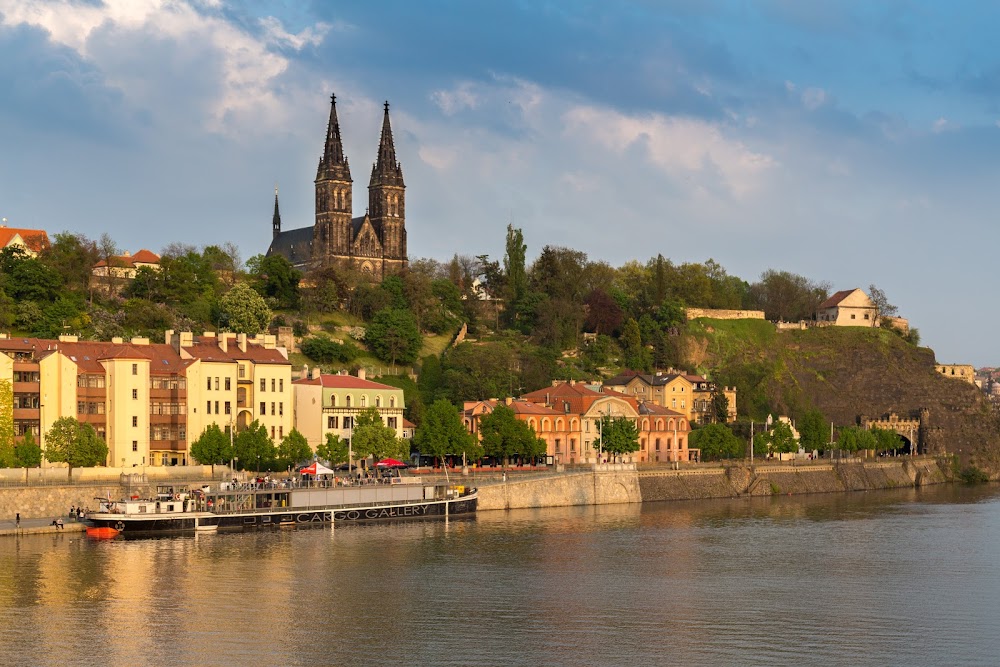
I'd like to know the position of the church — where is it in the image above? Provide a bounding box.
[267,94,408,278]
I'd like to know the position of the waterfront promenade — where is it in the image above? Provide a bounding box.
[0,515,87,537]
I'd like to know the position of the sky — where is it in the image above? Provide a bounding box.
[1,0,999,365]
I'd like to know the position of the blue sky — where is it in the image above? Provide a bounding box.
[1,1,998,365]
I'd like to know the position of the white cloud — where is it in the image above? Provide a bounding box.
[0,0,331,135]
[562,106,777,197]
[801,87,827,110]
[932,116,954,133]
[431,83,480,115]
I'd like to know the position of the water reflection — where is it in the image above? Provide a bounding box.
[0,485,999,666]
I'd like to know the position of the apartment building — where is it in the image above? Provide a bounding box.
[0,330,293,467]
[293,369,405,449]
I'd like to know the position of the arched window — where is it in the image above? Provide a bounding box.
[330,395,337,407]
[360,395,367,407]
[345,395,352,408]
[641,419,649,431]
[570,418,578,431]
[556,418,564,431]
[667,418,675,431]
[528,418,536,430]
[680,419,687,430]
[541,418,550,431]
[375,396,381,407]
[655,419,664,430]
[389,396,396,408]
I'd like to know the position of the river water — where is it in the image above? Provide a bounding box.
[2,484,999,666]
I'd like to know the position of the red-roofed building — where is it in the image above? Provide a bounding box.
[0,330,292,469]
[462,380,695,464]
[816,288,878,327]
[0,225,50,257]
[293,368,405,450]
[92,249,162,293]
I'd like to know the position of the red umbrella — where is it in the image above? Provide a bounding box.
[376,458,408,468]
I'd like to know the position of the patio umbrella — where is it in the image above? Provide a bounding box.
[376,458,408,468]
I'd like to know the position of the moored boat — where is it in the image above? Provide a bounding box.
[86,482,477,538]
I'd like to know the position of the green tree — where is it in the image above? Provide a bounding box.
[871,427,902,454]
[837,425,877,453]
[621,317,651,371]
[413,399,481,466]
[689,423,744,460]
[593,416,640,462]
[712,392,730,424]
[246,253,301,308]
[759,420,798,455]
[478,404,546,466]
[189,423,233,474]
[502,224,528,327]
[219,282,272,335]
[234,420,276,472]
[798,410,827,452]
[352,407,408,463]
[44,417,108,473]
[14,431,42,468]
[316,433,349,465]
[277,429,313,470]
[364,308,422,366]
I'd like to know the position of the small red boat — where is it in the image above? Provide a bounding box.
[85,526,120,539]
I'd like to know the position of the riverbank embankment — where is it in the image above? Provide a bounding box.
[478,457,953,511]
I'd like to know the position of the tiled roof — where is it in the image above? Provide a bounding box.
[817,289,858,310]
[0,227,50,253]
[293,374,399,390]
[93,249,161,269]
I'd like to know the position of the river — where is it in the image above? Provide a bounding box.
[2,484,999,666]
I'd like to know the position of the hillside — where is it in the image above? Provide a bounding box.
[680,319,1000,470]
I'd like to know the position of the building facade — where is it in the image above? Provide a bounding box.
[292,369,405,449]
[604,370,737,426]
[815,288,879,327]
[463,381,696,465]
[0,330,293,468]
[267,95,408,278]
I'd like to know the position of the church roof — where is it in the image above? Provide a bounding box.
[266,226,313,270]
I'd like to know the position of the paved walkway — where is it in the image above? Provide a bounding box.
[0,516,87,537]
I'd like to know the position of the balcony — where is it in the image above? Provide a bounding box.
[149,439,186,452]
[149,413,186,424]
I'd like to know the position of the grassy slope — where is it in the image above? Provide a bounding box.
[681,318,1000,469]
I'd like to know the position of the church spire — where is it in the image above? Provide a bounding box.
[318,93,351,181]
[272,185,281,239]
[370,101,404,187]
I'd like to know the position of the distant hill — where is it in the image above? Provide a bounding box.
[679,319,1000,470]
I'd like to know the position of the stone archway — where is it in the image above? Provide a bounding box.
[861,412,921,454]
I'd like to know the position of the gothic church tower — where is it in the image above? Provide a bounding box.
[314,94,353,263]
[368,102,407,272]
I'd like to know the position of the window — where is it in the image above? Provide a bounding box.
[360,395,367,407]
[279,402,283,416]
[260,402,265,414]
[271,402,275,416]
[279,379,283,392]
[330,395,337,407]
[132,441,138,452]
[215,401,219,414]
[271,426,275,439]
[375,396,381,408]
[864,313,870,320]
[328,416,337,429]
[132,389,138,400]
[225,378,231,391]
[655,438,661,451]
[388,417,397,429]
[225,401,231,415]
[132,363,137,375]
[132,416,138,427]
[851,314,856,319]
[346,395,351,408]
[238,365,246,379]
[207,401,211,414]
[279,426,283,439]
[215,377,220,391]
[260,378,266,392]
[389,397,395,408]
[207,377,212,390]
[271,379,276,392]
[344,416,353,430]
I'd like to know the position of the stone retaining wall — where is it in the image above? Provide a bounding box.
[477,471,640,511]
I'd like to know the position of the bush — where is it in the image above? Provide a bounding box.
[959,465,989,484]
[300,335,360,364]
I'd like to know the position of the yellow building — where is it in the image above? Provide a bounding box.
[935,364,976,385]
[293,369,405,450]
[815,288,878,327]
[0,330,293,468]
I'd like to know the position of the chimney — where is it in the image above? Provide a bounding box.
[111,337,123,344]
[164,329,174,345]
[130,337,149,346]
[357,368,366,381]
[179,331,193,348]
[237,333,247,353]
[58,334,78,343]
[219,335,227,353]
[203,331,216,338]
[505,397,513,406]
[302,364,309,379]
[311,367,321,380]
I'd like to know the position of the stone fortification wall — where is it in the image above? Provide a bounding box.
[685,308,765,321]
[0,465,217,485]
[477,470,640,511]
